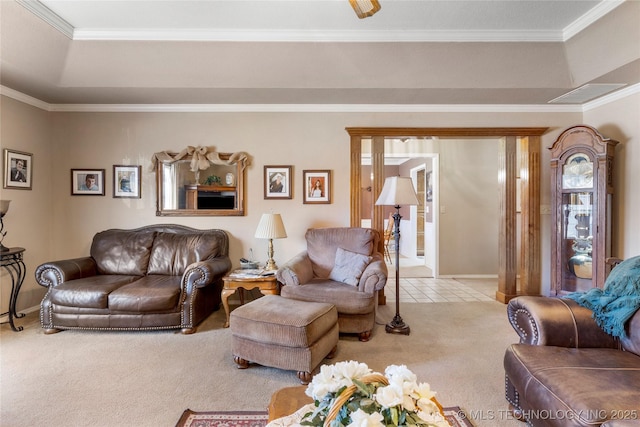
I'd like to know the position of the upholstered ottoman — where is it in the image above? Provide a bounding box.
[230,295,338,384]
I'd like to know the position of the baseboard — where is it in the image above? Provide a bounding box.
[0,304,39,323]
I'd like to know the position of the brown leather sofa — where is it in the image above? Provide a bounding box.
[36,224,231,334]
[504,296,640,426]
[276,227,387,342]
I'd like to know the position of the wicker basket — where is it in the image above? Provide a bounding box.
[324,373,388,426]
[323,373,444,427]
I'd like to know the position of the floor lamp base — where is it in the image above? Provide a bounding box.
[385,314,410,335]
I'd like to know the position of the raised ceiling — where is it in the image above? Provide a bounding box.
[1,0,638,108]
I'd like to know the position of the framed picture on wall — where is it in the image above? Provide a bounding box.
[113,165,141,198]
[425,171,433,202]
[3,149,33,190]
[264,165,292,199]
[71,169,105,196]
[303,170,331,204]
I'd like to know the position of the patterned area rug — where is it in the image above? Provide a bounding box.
[175,408,475,427]
[175,410,268,427]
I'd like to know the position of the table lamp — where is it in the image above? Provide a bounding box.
[375,177,419,335]
[255,213,287,270]
[0,200,11,252]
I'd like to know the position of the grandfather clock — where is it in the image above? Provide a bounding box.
[550,125,619,296]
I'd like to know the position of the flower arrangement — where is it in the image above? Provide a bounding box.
[301,361,450,427]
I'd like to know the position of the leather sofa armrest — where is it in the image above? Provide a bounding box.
[507,296,619,348]
[359,254,388,294]
[183,257,232,289]
[276,251,313,286]
[35,257,98,288]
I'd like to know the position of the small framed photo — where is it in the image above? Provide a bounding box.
[3,149,33,190]
[303,170,331,204]
[264,165,293,199]
[71,169,105,196]
[113,165,142,198]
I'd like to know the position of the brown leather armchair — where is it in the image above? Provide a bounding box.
[276,227,387,342]
[504,295,640,426]
[36,224,231,334]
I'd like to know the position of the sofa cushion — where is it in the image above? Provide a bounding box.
[505,344,640,425]
[91,229,156,275]
[147,232,221,276]
[281,278,376,315]
[108,276,182,312]
[49,275,140,309]
[306,228,376,278]
[328,247,372,286]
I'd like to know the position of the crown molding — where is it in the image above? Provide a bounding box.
[1,88,585,113]
[18,0,618,43]
[563,0,625,41]
[5,84,637,114]
[0,86,52,111]
[15,0,74,39]
[583,82,640,111]
[72,28,565,43]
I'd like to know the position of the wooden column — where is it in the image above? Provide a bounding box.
[350,135,362,227]
[372,136,386,304]
[372,137,385,234]
[496,136,518,303]
[519,136,541,295]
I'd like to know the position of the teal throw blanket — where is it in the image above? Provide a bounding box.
[565,255,640,338]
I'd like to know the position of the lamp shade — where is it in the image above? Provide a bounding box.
[255,213,287,239]
[375,176,419,206]
[0,200,10,215]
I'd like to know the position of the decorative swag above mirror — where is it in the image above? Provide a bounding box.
[152,146,250,216]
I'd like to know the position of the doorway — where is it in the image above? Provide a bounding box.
[347,127,547,303]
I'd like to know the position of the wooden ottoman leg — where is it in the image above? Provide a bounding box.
[326,345,338,359]
[234,356,250,369]
[358,330,371,342]
[297,371,312,385]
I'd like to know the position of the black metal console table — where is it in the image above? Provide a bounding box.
[1,247,26,331]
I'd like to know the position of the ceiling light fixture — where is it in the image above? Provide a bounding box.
[349,0,381,19]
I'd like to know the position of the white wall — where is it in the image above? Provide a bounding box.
[437,138,500,276]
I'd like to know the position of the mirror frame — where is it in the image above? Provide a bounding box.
[154,152,246,217]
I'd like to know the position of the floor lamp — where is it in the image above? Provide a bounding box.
[375,176,419,335]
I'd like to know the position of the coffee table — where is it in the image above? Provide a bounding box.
[221,272,279,327]
[267,386,311,422]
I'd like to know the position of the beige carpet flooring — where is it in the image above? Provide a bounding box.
[1,301,522,427]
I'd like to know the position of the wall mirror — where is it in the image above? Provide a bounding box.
[154,150,248,216]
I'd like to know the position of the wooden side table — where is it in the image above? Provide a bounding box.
[221,273,279,328]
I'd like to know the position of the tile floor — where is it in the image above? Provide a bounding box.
[384,257,498,303]
[384,277,497,303]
